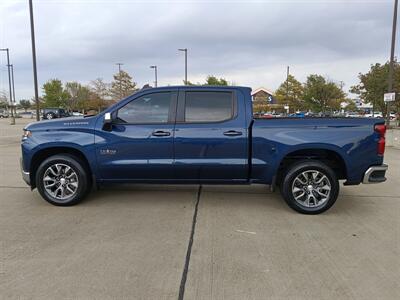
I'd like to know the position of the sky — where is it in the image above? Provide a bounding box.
[0,0,397,101]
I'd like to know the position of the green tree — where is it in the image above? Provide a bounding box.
[19,100,31,112]
[350,61,400,117]
[184,76,231,86]
[303,75,345,112]
[110,70,138,101]
[42,79,69,108]
[204,75,229,86]
[275,75,304,112]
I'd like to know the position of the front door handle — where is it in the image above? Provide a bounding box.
[223,130,243,136]
[152,130,171,137]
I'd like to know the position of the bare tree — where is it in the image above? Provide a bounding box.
[89,78,111,101]
[0,90,9,109]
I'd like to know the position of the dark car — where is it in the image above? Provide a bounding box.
[42,108,69,120]
[21,86,388,214]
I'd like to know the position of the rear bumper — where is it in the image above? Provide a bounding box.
[20,158,30,186]
[362,164,388,184]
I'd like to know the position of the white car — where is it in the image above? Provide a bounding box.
[72,112,84,117]
[364,112,383,118]
[345,112,361,118]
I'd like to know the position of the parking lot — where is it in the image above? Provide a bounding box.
[0,118,399,299]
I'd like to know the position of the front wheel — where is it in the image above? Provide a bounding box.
[36,154,90,206]
[280,160,339,214]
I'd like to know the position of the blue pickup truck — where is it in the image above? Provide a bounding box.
[21,86,388,214]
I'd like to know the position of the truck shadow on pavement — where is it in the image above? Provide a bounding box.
[76,184,372,216]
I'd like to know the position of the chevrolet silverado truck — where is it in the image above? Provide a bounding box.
[21,86,388,214]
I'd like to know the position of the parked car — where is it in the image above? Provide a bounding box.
[0,109,9,118]
[345,112,361,118]
[304,112,317,117]
[271,112,283,117]
[42,108,70,120]
[289,112,305,118]
[262,113,274,119]
[317,112,333,118]
[389,113,397,121]
[19,111,33,118]
[254,113,273,119]
[21,86,388,214]
[72,111,84,117]
[364,112,383,118]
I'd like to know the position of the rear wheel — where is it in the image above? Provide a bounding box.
[280,160,339,214]
[36,154,90,206]
[46,113,54,119]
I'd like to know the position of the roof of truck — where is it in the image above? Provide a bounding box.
[140,85,251,91]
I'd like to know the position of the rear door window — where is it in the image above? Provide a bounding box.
[184,91,233,123]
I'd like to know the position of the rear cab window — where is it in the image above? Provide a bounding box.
[184,91,234,123]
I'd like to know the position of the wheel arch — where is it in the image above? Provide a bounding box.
[30,146,92,189]
[275,146,348,185]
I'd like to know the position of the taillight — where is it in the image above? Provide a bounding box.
[375,124,386,155]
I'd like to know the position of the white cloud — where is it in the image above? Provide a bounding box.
[0,0,395,100]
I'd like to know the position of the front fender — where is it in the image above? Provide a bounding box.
[21,128,97,183]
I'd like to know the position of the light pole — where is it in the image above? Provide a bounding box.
[286,66,289,114]
[387,0,398,126]
[178,48,188,85]
[10,64,16,118]
[0,48,15,125]
[29,0,40,121]
[116,63,123,98]
[150,65,158,87]
[339,81,344,91]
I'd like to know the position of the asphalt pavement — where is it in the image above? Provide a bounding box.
[0,118,399,299]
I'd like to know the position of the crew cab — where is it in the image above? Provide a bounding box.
[21,86,388,214]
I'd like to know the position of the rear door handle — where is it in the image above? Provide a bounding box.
[152,130,171,137]
[223,130,243,136]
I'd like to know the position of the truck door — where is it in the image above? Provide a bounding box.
[95,91,177,181]
[173,89,248,182]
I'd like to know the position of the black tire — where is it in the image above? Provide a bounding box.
[280,160,339,214]
[36,154,91,206]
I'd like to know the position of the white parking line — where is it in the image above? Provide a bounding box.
[235,229,257,235]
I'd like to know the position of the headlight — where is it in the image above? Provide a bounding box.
[22,130,32,140]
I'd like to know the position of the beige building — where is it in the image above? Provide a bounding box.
[251,87,276,104]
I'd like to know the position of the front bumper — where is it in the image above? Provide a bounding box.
[362,164,388,184]
[20,158,30,186]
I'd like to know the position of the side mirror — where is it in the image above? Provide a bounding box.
[104,112,112,123]
[103,112,113,131]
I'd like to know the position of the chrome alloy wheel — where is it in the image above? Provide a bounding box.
[291,170,331,208]
[43,163,79,201]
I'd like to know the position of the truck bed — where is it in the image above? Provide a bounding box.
[250,117,384,184]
